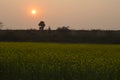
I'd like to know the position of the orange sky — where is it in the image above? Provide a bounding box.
[0,0,120,30]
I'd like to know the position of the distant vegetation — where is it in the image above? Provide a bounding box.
[0,22,3,29]
[0,42,120,80]
[0,30,120,43]
[38,21,46,30]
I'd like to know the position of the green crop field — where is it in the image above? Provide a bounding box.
[0,42,120,80]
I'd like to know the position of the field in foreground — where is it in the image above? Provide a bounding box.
[0,42,120,80]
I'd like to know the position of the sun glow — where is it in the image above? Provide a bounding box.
[31,9,37,15]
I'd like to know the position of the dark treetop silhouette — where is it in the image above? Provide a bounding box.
[38,21,46,30]
[0,22,3,29]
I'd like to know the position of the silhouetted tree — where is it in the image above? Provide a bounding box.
[0,22,3,30]
[38,21,46,30]
[56,26,70,31]
[48,26,51,31]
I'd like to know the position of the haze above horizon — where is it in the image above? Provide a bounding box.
[0,0,120,30]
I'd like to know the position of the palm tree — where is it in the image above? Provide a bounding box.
[38,21,46,30]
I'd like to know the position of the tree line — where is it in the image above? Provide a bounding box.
[0,30,120,44]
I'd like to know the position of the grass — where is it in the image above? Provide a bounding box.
[0,42,120,80]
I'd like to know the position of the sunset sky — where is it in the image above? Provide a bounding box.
[0,0,120,30]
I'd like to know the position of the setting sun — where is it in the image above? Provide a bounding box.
[31,10,37,15]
